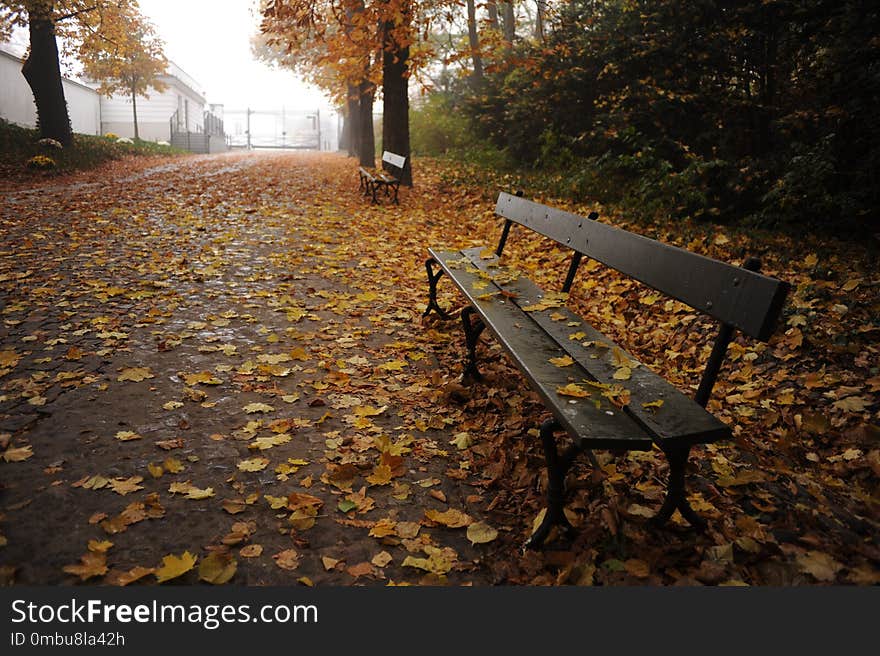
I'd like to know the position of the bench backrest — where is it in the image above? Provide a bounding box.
[494,192,789,341]
[382,151,406,172]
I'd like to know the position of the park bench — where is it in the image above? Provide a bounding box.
[424,192,790,548]
[358,151,406,204]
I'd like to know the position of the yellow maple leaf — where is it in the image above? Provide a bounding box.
[115,430,141,441]
[556,383,590,398]
[109,476,144,496]
[168,481,215,499]
[378,359,407,371]
[163,457,185,473]
[117,367,154,382]
[184,371,222,385]
[243,402,275,414]
[401,545,457,575]
[353,404,387,417]
[549,355,575,367]
[366,464,393,486]
[155,551,197,583]
[237,457,269,472]
[424,508,472,528]
[289,346,310,361]
[250,433,292,450]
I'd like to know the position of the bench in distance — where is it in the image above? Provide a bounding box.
[424,192,790,548]
[358,151,406,204]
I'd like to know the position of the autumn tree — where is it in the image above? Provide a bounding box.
[260,0,447,184]
[79,12,167,141]
[259,0,380,168]
[443,0,880,231]
[0,0,143,146]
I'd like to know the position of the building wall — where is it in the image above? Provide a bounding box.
[0,48,101,135]
[100,76,206,141]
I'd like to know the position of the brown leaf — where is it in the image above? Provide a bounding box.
[273,549,300,571]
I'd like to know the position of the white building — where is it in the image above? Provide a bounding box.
[99,62,207,141]
[0,46,101,135]
[0,45,226,153]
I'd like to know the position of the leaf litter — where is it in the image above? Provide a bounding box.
[0,151,876,586]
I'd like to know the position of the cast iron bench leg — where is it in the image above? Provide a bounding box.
[392,181,400,204]
[525,419,577,550]
[461,305,485,381]
[650,445,708,530]
[525,420,601,550]
[423,259,451,319]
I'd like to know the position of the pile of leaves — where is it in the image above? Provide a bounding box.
[0,152,876,586]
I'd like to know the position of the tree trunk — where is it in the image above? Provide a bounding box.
[357,79,375,169]
[345,84,360,157]
[382,17,412,186]
[486,1,500,30]
[466,0,484,86]
[535,0,545,42]
[131,85,140,140]
[21,9,72,147]
[501,2,516,43]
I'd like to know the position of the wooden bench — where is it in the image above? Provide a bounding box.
[424,192,790,548]
[358,151,406,204]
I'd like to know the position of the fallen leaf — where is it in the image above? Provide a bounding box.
[466,521,499,545]
[372,551,393,567]
[273,549,300,571]
[62,552,108,581]
[425,508,472,528]
[556,383,590,398]
[155,551,197,583]
[2,445,33,462]
[199,552,237,585]
[243,402,275,414]
[796,550,843,582]
[117,367,154,382]
[237,457,270,472]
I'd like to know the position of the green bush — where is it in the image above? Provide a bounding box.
[0,119,185,175]
[409,93,471,157]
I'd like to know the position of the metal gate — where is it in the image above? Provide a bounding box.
[224,107,322,150]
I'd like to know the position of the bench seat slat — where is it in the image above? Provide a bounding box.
[430,248,654,450]
[458,247,731,446]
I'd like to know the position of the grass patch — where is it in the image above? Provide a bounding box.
[0,119,186,179]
